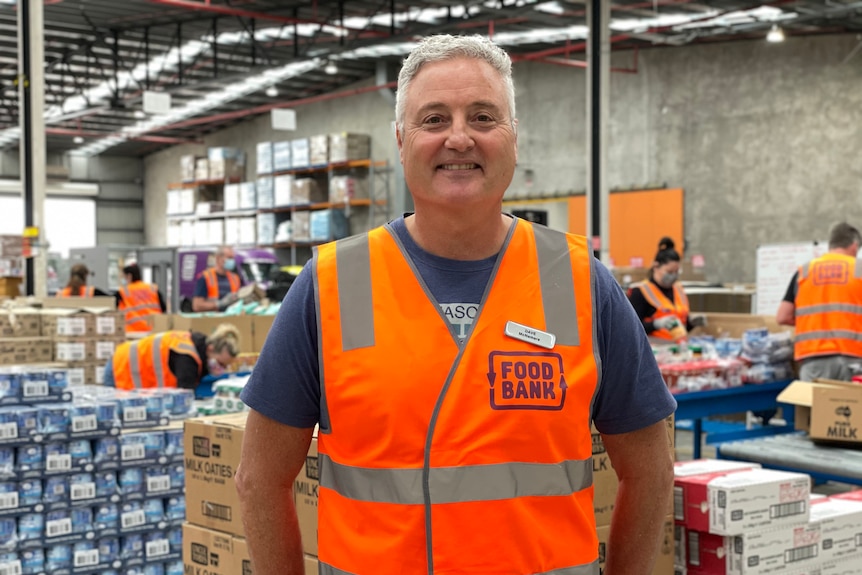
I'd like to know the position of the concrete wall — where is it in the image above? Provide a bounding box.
[142,33,862,282]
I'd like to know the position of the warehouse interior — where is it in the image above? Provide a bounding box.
[0,1,862,575]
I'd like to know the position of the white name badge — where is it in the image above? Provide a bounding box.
[504,321,556,350]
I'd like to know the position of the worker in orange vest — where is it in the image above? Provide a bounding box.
[116,263,166,333]
[104,323,240,389]
[236,35,676,575]
[191,246,242,312]
[57,263,108,297]
[627,237,706,342]
[777,222,862,381]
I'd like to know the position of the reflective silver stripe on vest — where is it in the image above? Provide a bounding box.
[532,224,579,346]
[320,453,592,505]
[318,559,598,575]
[800,262,810,280]
[795,330,862,343]
[335,234,374,351]
[128,341,143,388]
[151,334,166,387]
[796,303,862,316]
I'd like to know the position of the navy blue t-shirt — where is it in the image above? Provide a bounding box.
[241,217,676,435]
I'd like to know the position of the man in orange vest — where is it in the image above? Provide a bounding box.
[116,263,165,333]
[191,246,242,312]
[777,222,862,381]
[236,35,675,575]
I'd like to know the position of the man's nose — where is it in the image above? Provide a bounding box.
[445,119,475,152]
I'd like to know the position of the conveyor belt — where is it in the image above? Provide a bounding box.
[717,433,862,483]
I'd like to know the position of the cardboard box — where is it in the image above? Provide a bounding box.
[224,183,241,212]
[172,315,254,354]
[727,523,822,575]
[233,535,254,575]
[40,308,124,338]
[54,337,124,363]
[184,412,248,537]
[329,175,369,203]
[676,527,728,575]
[256,176,274,209]
[41,296,117,310]
[292,212,310,242]
[674,460,762,526]
[64,361,108,386]
[183,522,237,575]
[273,141,291,172]
[256,141,273,175]
[598,514,674,575]
[295,432,319,556]
[239,182,257,210]
[252,315,275,354]
[807,497,862,564]
[195,158,210,181]
[291,138,310,168]
[0,308,41,338]
[0,277,22,297]
[0,336,53,365]
[292,178,325,204]
[180,155,197,183]
[305,554,319,575]
[144,314,173,333]
[329,133,371,163]
[274,175,293,206]
[777,380,862,444]
[700,313,794,339]
[309,134,328,166]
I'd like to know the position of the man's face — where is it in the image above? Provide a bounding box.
[396,56,517,210]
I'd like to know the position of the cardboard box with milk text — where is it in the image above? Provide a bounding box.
[183,522,237,575]
[296,430,319,556]
[184,412,248,537]
[778,379,862,445]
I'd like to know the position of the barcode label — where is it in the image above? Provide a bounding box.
[46,517,72,537]
[202,501,232,521]
[785,543,817,563]
[122,443,146,461]
[0,492,18,510]
[146,539,170,558]
[96,316,116,335]
[66,368,85,386]
[71,482,96,501]
[47,453,72,471]
[0,561,22,575]
[673,486,684,521]
[147,475,171,493]
[771,501,806,519]
[96,341,116,360]
[121,509,146,528]
[58,317,86,335]
[0,422,18,440]
[23,380,48,397]
[689,530,700,566]
[73,549,99,567]
[72,414,98,432]
[123,406,147,422]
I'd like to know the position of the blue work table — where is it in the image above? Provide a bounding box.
[674,379,795,459]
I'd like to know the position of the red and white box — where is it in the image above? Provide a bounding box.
[674,459,762,531]
[677,526,728,575]
[808,497,862,564]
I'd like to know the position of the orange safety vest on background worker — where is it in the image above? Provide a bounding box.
[118,281,162,333]
[58,286,95,297]
[314,221,600,575]
[112,331,201,390]
[794,252,862,360]
[634,280,690,340]
[201,268,240,301]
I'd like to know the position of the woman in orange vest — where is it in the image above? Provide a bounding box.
[58,263,109,298]
[104,323,240,390]
[116,263,166,333]
[628,237,705,341]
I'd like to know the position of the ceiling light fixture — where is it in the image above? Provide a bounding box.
[265,86,279,97]
[324,61,338,75]
[766,24,785,43]
[73,136,84,144]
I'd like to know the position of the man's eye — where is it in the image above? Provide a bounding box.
[424,116,444,124]
[476,114,494,122]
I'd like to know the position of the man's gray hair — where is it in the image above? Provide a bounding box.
[395,34,516,133]
[828,222,862,250]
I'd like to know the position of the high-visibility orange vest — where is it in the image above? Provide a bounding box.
[118,281,162,333]
[112,331,201,390]
[795,253,862,360]
[201,268,240,302]
[634,280,689,340]
[314,220,599,575]
[58,286,95,297]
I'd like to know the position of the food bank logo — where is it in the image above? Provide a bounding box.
[813,261,848,285]
[487,351,567,410]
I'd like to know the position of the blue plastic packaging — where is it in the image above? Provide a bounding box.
[69,402,98,434]
[45,544,72,570]
[44,442,71,473]
[166,559,184,575]
[37,403,70,435]
[169,463,184,490]
[45,510,72,539]
[120,434,147,463]
[0,482,17,512]
[165,495,185,521]
[68,439,94,466]
[144,562,166,575]
[17,513,43,541]
[119,467,144,496]
[0,372,20,402]
[15,445,42,472]
[120,533,143,560]
[143,431,166,460]
[117,395,148,425]
[95,435,120,464]
[145,530,169,561]
[167,526,182,552]
[96,470,119,498]
[71,505,93,534]
[72,540,98,569]
[18,479,42,506]
[0,407,21,440]
[94,503,119,531]
[43,475,68,504]
[98,536,120,563]
[0,448,14,477]
[69,473,96,503]
[120,501,144,529]
[19,547,44,574]
[143,498,165,524]
[0,517,16,547]
[164,428,184,457]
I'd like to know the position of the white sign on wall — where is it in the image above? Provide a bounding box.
[755,241,828,316]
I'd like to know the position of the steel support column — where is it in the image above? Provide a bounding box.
[586,0,610,264]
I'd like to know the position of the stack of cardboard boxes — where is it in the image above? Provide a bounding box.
[40,308,125,386]
[0,308,51,368]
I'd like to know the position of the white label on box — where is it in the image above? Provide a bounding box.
[0,423,17,440]
[96,316,116,335]
[66,367,85,386]
[22,380,48,397]
[146,538,170,558]
[46,517,72,537]
[121,509,146,528]
[57,317,86,336]
[71,482,96,501]
[72,414,98,432]
[0,492,18,510]
[147,475,171,493]
[96,341,116,360]
[95,366,105,385]
[73,549,100,567]
[47,453,72,471]
[0,561,22,575]
[123,406,146,422]
[57,342,86,361]
[122,443,145,461]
